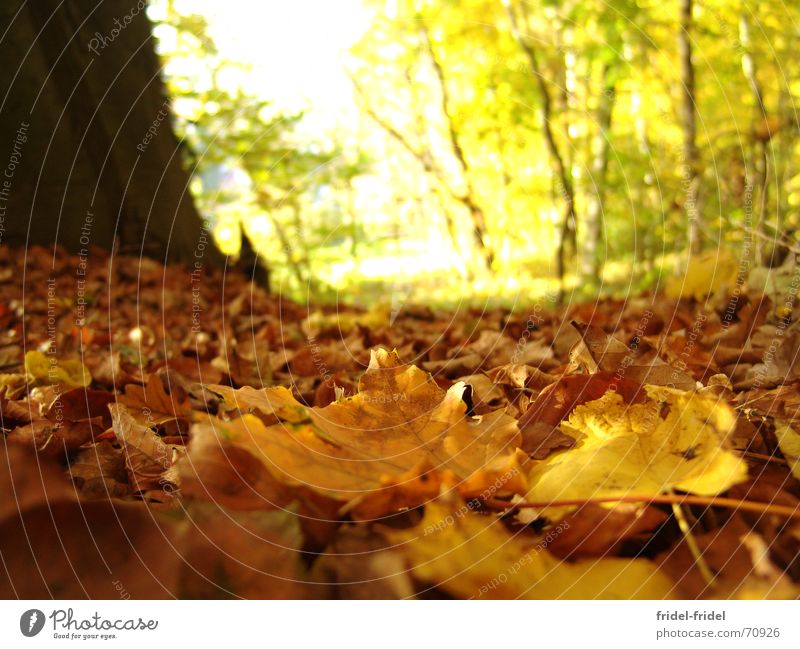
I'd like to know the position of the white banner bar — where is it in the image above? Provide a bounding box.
[1,600,798,648]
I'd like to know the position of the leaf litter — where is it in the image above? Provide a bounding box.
[1,245,799,599]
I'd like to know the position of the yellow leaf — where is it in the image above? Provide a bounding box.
[210,384,308,423]
[24,351,91,388]
[197,349,526,517]
[303,306,391,336]
[775,423,800,480]
[526,386,747,516]
[385,499,675,599]
[664,250,739,300]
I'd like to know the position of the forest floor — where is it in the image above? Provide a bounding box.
[1,245,799,599]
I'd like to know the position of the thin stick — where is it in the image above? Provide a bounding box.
[671,499,716,587]
[738,449,788,465]
[484,494,800,519]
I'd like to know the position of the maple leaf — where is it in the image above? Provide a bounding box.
[117,372,191,426]
[384,498,675,599]
[197,349,526,518]
[526,386,748,516]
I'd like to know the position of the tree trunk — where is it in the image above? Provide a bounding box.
[581,66,616,283]
[678,0,702,254]
[421,26,493,270]
[739,13,769,266]
[506,2,577,301]
[0,0,220,266]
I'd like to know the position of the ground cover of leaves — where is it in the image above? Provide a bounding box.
[1,245,799,599]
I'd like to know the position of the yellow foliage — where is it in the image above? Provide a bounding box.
[664,250,740,300]
[303,306,392,336]
[199,349,526,517]
[385,499,675,599]
[526,386,748,516]
[775,423,800,480]
[24,351,91,389]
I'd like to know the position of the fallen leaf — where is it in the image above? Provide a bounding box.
[484,363,557,391]
[110,403,173,492]
[526,386,748,517]
[546,503,668,559]
[775,422,800,480]
[570,321,696,390]
[201,349,526,518]
[68,441,130,499]
[517,372,646,459]
[384,498,675,599]
[118,372,191,427]
[24,350,91,388]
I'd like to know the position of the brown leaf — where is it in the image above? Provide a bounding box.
[0,445,179,598]
[0,386,34,423]
[42,386,115,426]
[109,403,173,492]
[312,525,415,599]
[547,504,668,559]
[69,441,130,499]
[7,416,105,454]
[177,506,318,599]
[570,321,696,390]
[117,372,191,427]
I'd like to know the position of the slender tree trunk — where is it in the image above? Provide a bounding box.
[405,67,465,265]
[739,13,769,265]
[351,73,477,269]
[581,65,616,283]
[506,2,577,301]
[256,192,306,287]
[421,26,493,269]
[678,0,702,254]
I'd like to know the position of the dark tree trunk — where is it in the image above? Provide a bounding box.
[0,0,221,267]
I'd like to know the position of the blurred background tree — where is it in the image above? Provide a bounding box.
[149,0,800,305]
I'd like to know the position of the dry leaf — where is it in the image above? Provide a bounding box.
[526,386,748,517]
[384,498,675,599]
